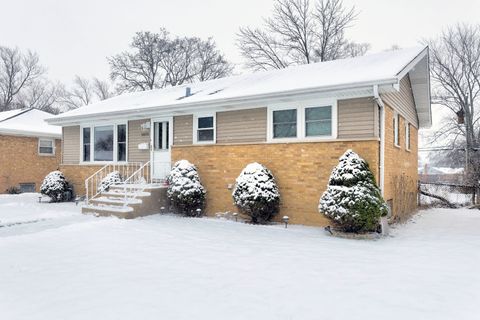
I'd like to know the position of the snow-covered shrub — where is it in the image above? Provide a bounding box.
[167,160,206,217]
[232,162,280,224]
[40,171,70,202]
[99,171,122,192]
[319,150,388,233]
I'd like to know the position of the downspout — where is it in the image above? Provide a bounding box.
[373,85,385,196]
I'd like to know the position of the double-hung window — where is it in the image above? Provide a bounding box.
[393,113,400,147]
[38,139,54,155]
[195,115,215,143]
[273,109,297,138]
[82,123,127,162]
[405,122,410,150]
[305,106,332,137]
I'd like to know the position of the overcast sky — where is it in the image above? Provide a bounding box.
[2,0,480,84]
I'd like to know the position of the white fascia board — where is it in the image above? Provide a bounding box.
[0,128,62,139]
[395,46,429,83]
[46,80,398,126]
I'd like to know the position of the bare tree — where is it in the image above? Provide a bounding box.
[108,29,233,92]
[16,80,61,114]
[426,24,480,184]
[58,75,114,110]
[0,46,45,111]
[237,0,368,70]
[92,77,113,100]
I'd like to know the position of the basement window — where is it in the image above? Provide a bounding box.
[38,138,54,155]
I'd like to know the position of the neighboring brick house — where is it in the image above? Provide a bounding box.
[46,46,431,225]
[0,109,62,193]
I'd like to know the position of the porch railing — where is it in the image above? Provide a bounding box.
[84,162,143,205]
[122,161,152,207]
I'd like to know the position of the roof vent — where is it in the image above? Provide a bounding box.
[185,87,192,97]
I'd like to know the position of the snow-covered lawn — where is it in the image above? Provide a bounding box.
[1,194,479,320]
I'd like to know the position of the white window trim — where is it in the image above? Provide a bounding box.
[38,138,55,156]
[80,121,128,164]
[393,112,400,147]
[267,99,337,142]
[405,121,411,151]
[193,113,216,144]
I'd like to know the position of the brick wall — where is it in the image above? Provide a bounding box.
[383,105,419,221]
[172,140,380,226]
[59,164,105,196]
[0,135,61,193]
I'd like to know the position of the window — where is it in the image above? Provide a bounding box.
[19,183,35,193]
[305,106,332,137]
[405,122,411,150]
[273,109,297,138]
[196,115,215,143]
[83,127,91,162]
[82,123,127,162]
[94,126,114,161]
[154,121,169,150]
[117,124,127,161]
[38,139,54,155]
[393,113,399,147]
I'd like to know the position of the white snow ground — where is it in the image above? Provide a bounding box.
[1,193,479,320]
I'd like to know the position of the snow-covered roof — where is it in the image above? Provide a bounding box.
[0,109,62,138]
[47,46,431,128]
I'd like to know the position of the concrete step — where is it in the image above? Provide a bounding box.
[82,203,135,218]
[109,183,167,191]
[101,190,151,198]
[91,196,142,206]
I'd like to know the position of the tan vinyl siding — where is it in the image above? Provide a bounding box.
[217,108,267,144]
[337,97,377,139]
[62,126,80,164]
[173,115,193,145]
[128,119,150,163]
[382,75,418,127]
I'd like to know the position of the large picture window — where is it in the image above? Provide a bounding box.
[273,109,297,138]
[82,123,126,163]
[94,125,114,161]
[305,106,332,137]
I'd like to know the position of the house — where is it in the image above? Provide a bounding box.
[46,46,431,225]
[0,108,62,193]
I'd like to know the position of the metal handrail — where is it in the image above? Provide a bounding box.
[122,161,152,207]
[84,162,143,204]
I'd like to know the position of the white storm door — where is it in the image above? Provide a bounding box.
[151,118,173,180]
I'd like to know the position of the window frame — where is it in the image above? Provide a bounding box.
[38,138,55,156]
[193,113,216,144]
[393,112,400,147]
[267,99,337,142]
[405,121,411,151]
[80,121,128,164]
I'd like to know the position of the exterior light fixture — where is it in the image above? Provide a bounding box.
[233,212,238,222]
[282,216,289,228]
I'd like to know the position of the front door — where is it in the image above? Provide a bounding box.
[151,118,173,180]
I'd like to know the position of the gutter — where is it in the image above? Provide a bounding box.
[46,78,399,125]
[373,85,385,196]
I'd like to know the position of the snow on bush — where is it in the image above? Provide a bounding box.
[167,160,206,217]
[232,162,280,224]
[319,150,388,233]
[99,171,122,192]
[40,171,70,202]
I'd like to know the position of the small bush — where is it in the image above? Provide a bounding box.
[232,162,280,224]
[6,186,20,194]
[99,171,122,192]
[40,171,70,203]
[319,149,387,233]
[167,160,206,217]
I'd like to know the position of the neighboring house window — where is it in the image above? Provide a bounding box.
[38,138,54,155]
[405,122,411,150]
[83,127,91,162]
[393,113,400,147]
[82,123,127,162]
[273,109,297,138]
[117,124,127,161]
[19,183,35,193]
[195,115,215,143]
[305,106,332,137]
